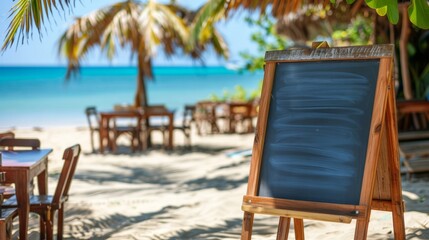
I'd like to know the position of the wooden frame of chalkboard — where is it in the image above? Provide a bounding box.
[241,44,405,240]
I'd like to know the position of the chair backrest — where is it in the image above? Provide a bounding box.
[195,101,217,119]
[0,138,40,151]
[0,132,14,140]
[53,144,81,205]
[85,106,100,130]
[0,132,15,151]
[229,102,253,117]
[183,105,196,127]
[397,100,429,132]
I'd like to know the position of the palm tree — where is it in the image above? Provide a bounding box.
[2,0,229,107]
[58,0,199,107]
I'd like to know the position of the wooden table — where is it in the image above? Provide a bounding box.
[1,149,52,240]
[99,110,143,153]
[99,106,174,153]
[143,105,174,149]
[397,100,429,132]
[226,102,255,133]
[195,101,222,134]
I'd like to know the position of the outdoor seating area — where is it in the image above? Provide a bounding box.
[0,126,426,239]
[397,100,429,179]
[85,101,258,154]
[85,105,175,154]
[0,132,81,239]
[194,100,258,135]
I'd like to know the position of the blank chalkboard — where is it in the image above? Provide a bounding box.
[258,60,380,205]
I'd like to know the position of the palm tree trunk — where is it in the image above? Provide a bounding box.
[135,53,149,107]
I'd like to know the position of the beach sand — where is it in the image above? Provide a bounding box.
[9,127,429,239]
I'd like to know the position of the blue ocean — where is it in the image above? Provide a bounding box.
[0,66,262,128]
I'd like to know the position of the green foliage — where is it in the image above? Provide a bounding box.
[332,16,373,45]
[229,15,285,102]
[209,93,221,102]
[231,85,247,102]
[208,83,263,102]
[407,31,429,99]
[366,0,399,24]
[209,89,231,102]
[239,15,290,72]
[330,0,429,29]
[408,0,429,29]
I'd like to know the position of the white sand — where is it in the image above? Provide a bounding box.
[9,127,429,239]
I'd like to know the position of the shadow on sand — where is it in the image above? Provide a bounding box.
[82,143,237,157]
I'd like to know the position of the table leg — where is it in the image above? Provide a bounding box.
[106,119,114,152]
[99,118,106,154]
[15,171,30,240]
[36,160,48,239]
[99,117,112,154]
[37,160,48,195]
[168,114,174,149]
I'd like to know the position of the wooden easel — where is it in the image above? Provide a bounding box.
[241,43,405,240]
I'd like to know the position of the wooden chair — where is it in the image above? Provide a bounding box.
[0,207,17,240]
[111,118,142,153]
[3,144,81,240]
[0,138,41,198]
[0,171,18,240]
[139,105,169,148]
[0,132,14,140]
[0,138,40,151]
[194,101,220,135]
[85,106,100,153]
[0,132,15,151]
[227,102,254,133]
[145,119,168,148]
[173,105,195,147]
[396,100,429,178]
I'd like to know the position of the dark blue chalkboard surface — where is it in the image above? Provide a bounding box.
[258,60,380,205]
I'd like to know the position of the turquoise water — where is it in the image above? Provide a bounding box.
[0,66,262,128]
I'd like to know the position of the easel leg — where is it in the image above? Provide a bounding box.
[354,219,370,240]
[276,217,290,240]
[294,218,305,240]
[392,201,406,239]
[386,83,406,239]
[241,212,254,240]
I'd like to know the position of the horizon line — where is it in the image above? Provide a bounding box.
[0,64,230,68]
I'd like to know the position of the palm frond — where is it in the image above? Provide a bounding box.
[226,0,329,17]
[138,0,189,58]
[190,0,226,47]
[58,7,113,79]
[189,0,230,60]
[210,28,230,59]
[2,0,74,50]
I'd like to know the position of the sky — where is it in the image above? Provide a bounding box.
[0,0,258,67]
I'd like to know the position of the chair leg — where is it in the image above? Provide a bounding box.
[161,130,166,148]
[39,214,47,240]
[58,206,65,240]
[196,120,202,135]
[134,131,140,152]
[46,210,55,240]
[112,133,118,153]
[185,129,191,147]
[0,221,9,240]
[90,131,95,153]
